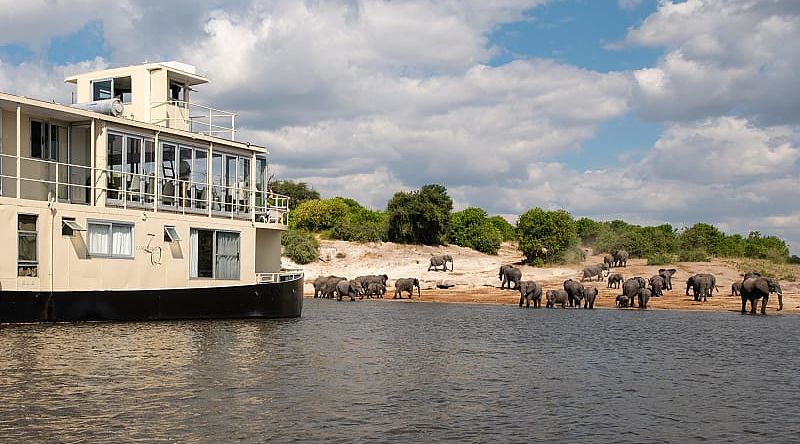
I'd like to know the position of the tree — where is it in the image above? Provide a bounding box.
[290,198,350,231]
[680,223,724,255]
[488,215,516,241]
[270,180,320,210]
[449,207,503,254]
[386,184,452,245]
[516,208,579,264]
[576,217,603,246]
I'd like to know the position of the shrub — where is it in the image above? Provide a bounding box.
[386,184,452,245]
[517,208,579,264]
[789,255,800,264]
[270,180,320,210]
[488,215,517,241]
[678,249,710,262]
[291,198,350,231]
[647,253,675,266]
[449,208,503,254]
[330,206,388,242]
[281,229,318,264]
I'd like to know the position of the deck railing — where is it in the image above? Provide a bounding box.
[0,153,289,226]
[150,100,236,140]
[257,269,304,284]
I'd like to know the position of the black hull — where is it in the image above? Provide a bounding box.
[0,278,303,323]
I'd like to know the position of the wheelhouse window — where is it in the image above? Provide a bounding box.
[31,121,62,160]
[189,229,240,280]
[87,221,133,258]
[18,214,38,277]
[92,77,132,103]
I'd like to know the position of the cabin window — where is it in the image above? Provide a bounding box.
[30,121,61,160]
[164,225,181,242]
[61,217,86,236]
[17,214,38,277]
[169,81,185,102]
[87,221,133,258]
[160,142,207,209]
[189,229,240,280]
[107,132,153,204]
[91,77,132,103]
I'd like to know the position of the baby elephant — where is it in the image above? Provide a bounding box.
[546,289,569,308]
[731,281,742,296]
[394,278,421,299]
[615,294,629,308]
[583,287,599,309]
[638,288,652,309]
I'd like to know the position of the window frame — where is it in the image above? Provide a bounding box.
[86,219,135,259]
[106,130,154,204]
[61,217,86,236]
[164,225,181,242]
[91,77,132,103]
[17,213,38,277]
[30,120,62,161]
[189,228,240,280]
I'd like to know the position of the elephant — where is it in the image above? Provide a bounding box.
[546,289,569,308]
[499,265,522,290]
[615,294,629,308]
[607,273,624,289]
[622,278,645,307]
[518,280,543,308]
[428,254,454,272]
[731,281,742,296]
[686,274,714,302]
[613,249,629,267]
[583,287,599,309]
[336,279,362,301]
[394,278,421,299]
[314,275,345,298]
[355,274,389,296]
[741,276,783,314]
[603,254,615,269]
[365,282,386,298]
[649,275,666,297]
[638,288,652,309]
[581,264,609,282]
[563,279,585,307]
[658,268,677,290]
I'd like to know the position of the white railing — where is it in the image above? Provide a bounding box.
[0,153,289,226]
[150,100,236,140]
[257,269,304,284]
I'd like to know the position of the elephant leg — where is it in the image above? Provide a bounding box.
[761,295,768,314]
[519,294,524,307]
[778,293,783,311]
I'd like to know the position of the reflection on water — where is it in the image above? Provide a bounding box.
[1,300,799,443]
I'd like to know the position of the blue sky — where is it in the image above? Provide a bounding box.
[0,0,798,252]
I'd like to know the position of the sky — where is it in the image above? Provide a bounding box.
[1,0,798,253]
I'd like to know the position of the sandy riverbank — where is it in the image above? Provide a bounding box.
[287,240,799,313]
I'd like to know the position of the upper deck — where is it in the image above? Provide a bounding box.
[0,62,288,227]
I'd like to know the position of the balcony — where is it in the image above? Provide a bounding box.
[0,153,289,226]
[150,100,236,141]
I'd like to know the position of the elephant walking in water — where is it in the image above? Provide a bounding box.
[741,276,783,314]
[546,289,569,308]
[563,279,585,307]
[394,278,421,299]
[428,254,453,271]
[583,287,599,309]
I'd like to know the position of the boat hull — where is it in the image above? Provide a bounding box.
[0,278,303,323]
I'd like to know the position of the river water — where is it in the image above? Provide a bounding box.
[1,299,798,443]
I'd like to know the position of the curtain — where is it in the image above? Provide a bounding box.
[215,231,240,280]
[189,229,199,278]
[112,225,132,256]
[88,223,110,255]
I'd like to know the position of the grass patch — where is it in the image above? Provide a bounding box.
[646,253,675,266]
[678,249,710,262]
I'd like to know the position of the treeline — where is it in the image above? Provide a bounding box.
[272,180,792,266]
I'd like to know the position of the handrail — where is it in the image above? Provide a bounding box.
[150,100,236,141]
[257,269,304,284]
[0,153,289,226]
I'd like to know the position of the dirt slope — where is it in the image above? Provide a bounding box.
[289,240,799,313]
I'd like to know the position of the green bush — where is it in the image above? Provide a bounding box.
[270,180,320,210]
[646,253,675,265]
[330,204,388,242]
[281,229,319,264]
[516,208,579,264]
[290,198,350,231]
[386,184,452,245]
[789,255,800,264]
[488,215,516,241]
[678,249,710,262]
[744,231,789,262]
[449,207,502,254]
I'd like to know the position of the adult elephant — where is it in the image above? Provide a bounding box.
[613,249,629,267]
[428,254,454,272]
[314,275,345,298]
[622,278,644,307]
[741,276,783,314]
[365,282,386,298]
[687,274,714,302]
[581,264,609,282]
[394,278,421,299]
[607,273,624,289]
[336,279,362,301]
[658,268,677,290]
[518,280,542,308]
[603,254,615,269]
[583,287,599,309]
[356,274,389,296]
[649,275,666,297]
[563,279,585,307]
[546,289,569,308]
[499,265,522,290]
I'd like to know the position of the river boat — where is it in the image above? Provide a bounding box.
[0,61,303,322]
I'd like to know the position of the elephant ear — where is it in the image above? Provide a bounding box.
[755,278,770,294]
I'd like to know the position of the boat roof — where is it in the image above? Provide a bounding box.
[64,61,209,86]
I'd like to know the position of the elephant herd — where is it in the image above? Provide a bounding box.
[313,274,421,301]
